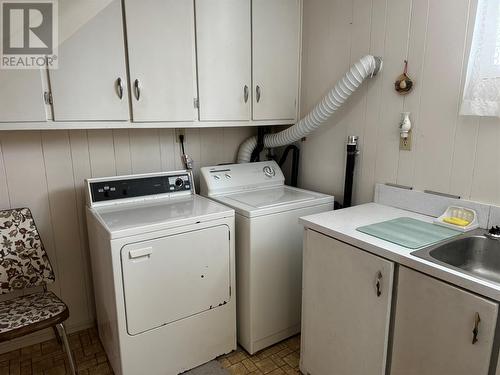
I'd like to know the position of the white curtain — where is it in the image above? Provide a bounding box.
[461,0,500,117]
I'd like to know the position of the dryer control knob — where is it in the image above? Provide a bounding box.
[263,166,276,177]
[175,178,184,187]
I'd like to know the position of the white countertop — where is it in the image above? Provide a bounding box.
[300,202,500,301]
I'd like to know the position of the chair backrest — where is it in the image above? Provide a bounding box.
[0,208,55,294]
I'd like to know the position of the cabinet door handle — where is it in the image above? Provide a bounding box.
[244,85,249,103]
[116,77,123,100]
[134,79,141,101]
[44,91,53,105]
[375,271,382,297]
[256,85,261,103]
[472,312,481,344]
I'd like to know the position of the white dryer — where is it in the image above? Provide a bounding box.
[85,170,236,375]
[200,161,334,354]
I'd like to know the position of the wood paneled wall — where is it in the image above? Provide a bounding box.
[0,127,255,352]
[299,0,500,206]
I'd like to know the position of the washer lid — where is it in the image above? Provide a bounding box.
[227,187,317,208]
[213,186,334,218]
[89,195,234,239]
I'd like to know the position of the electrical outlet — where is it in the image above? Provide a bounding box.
[175,128,185,142]
[400,130,412,151]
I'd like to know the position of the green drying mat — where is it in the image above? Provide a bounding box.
[356,217,461,249]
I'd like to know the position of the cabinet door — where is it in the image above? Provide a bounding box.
[391,267,498,375]
[0,70,46,122]
[49,0,129,121]
[252,0,300,121]
[124,0,197,122]
[301,230,394,375]
[196,0,251,121]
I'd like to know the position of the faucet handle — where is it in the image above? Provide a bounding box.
[487,226,500,239]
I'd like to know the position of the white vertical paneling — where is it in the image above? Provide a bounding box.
[299,0,353,197]
[200,128,224,166]
[129,129,162,174]
[68,130,95,322]
[301,0,500,206]
[448,0,479,199]
[356,0,389,203]
[372,0,411,186]
[0,132,61,297]
[112,130,132,175]
[412,0,470,193]
[345,0,373,205]
[396,0,430,186]
[159,129,178,171]
[41,132,89,326]
[0,126,255,354]
[471,118,500,204]
[87,130,116,177]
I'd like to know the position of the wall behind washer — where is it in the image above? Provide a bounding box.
[0,127,255,352]
[299,0,500,206]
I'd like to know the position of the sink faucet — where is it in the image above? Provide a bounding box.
[485,226,500,240]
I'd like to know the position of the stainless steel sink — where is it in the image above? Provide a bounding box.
[411,230,500,284]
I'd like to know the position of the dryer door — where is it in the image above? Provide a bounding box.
[121,225,231,335]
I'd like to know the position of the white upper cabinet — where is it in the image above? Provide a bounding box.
[49,0,129,121]
[252,0,300,121]
[196,0,252,121]
[0,0,302,128]
[0,70,47,122]
[124,0,197,122]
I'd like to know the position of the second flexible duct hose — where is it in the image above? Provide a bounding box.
[237,55,383,163]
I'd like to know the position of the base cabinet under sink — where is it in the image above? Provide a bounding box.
[300,229,500,375]
[300,229,395,375]
[390,266,498,375]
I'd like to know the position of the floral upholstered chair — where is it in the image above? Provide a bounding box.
[0,208,76,374]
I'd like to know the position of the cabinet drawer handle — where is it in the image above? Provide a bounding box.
[256,85,261,103]
[375,271,382,297]
[134,79,141,101]
[472,312,481,344]
[244,85,249,103]
[116,77,123,100]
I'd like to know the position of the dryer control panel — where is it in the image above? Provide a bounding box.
[86,171,193,207]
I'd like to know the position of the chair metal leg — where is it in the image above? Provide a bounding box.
[52,325,62,345]
[57,323,76,375]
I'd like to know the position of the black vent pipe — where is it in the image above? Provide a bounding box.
[343,136,359,208]
[250,127,266,162]
[278,145,300,187]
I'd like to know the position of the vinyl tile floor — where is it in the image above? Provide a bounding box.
[217,336,301,375]
[0,328,302,375]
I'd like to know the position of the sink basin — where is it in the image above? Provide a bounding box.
[411,231,500,284]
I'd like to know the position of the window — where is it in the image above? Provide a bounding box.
[461,0,500,117]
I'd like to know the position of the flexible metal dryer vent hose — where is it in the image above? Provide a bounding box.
[236,55,383,163]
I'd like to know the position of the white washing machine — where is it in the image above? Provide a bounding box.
[85,170,236,375]
[200,161,334,354]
